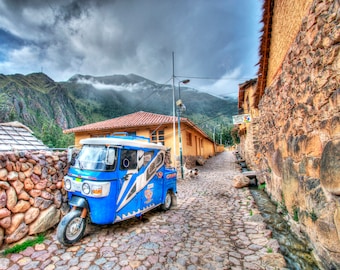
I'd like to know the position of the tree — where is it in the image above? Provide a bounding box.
[220,125,239,146]
[36,121,74,149]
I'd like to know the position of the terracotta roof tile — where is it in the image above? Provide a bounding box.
[64,111,212,141]
[64,111,183,133]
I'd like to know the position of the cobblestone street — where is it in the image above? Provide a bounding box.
[0,151,283,270]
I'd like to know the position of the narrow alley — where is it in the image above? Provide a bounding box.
[1,151,283,270]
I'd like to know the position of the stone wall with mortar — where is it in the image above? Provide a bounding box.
[0,151,69,248]
[253,0,340,268]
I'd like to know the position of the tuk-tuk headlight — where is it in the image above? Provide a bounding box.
[79,181,110,197]
[64,179,72,190]
[82,183,91,194]
[91,185,103,196]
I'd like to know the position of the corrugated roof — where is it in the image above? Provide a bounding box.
[0,121,48,152]
[64,111,212,141]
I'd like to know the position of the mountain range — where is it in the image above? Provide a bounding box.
[0,72,238,146]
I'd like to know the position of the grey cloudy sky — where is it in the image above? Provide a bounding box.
[0,0,262,97]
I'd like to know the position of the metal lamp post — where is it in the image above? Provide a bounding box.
[177,79,190,179]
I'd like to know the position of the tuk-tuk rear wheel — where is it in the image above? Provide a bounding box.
[161,191,172,211]
[57,209,86,245]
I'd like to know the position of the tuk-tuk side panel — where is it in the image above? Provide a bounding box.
[140,171,164,208]
[162,168,177,200]
[116,150,165,212]
[115,149,166,221]
[115,165,177,221]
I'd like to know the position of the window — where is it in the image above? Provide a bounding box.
[91,134,108,138]
[75,145,117,171]
[120,149,137,170]
[143,151,155,166]
[186,132,192,146]
[151,130,165,145]
[110,131,136,137]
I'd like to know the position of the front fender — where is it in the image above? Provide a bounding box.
[69,196,89,209]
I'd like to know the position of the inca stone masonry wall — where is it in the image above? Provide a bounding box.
[253,0,340,268]
[0,151,68,248]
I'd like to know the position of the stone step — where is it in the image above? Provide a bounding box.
[242,170,257,178]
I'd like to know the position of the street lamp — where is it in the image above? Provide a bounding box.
[177,79,190,179]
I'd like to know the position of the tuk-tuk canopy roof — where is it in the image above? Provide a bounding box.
[80,136,167,150]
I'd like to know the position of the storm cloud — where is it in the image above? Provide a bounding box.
[0,0,262,97]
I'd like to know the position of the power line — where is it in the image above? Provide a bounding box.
[132,77,172,111]
[161,109,235,141]
[176,75,256,81]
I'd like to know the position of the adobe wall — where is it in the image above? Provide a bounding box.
[267,0,313,86]
[0,151,69,248]
[255,0,340,268]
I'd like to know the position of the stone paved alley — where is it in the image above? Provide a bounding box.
[0,151,285,270]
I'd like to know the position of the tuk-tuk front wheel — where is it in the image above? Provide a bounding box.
[161,191,172,211]
[57,209,86,245]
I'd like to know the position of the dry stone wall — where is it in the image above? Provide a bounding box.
[253,0,340,268]
[0,150,69,248]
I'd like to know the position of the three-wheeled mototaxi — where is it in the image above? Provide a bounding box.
[57,134,177,245]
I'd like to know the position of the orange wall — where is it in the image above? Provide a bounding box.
[73,124,215,163]
[182,127,215,158]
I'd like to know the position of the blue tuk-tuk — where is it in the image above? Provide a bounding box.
[57,134,177,245]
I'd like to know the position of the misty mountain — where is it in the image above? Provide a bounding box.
[69,73,157,86]
[0,72,238,139]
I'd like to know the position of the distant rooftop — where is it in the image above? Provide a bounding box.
[63,111,211,140]
[0,121,48,152]
[64,111,181,133]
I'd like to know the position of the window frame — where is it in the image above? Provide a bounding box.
[151,130,165,145]
[186,132,192,146]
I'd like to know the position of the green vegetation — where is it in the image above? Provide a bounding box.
[258,183,266,190]
[249,209,253,216]
[293,205,299,222]
[189,113,239,146]
[278,192,288,215]
[0,93,6,112]
[310,209,318,222]
[35,121,74,149]
[267,247,273,253]
[2,234,45,255]
[0,73,239,148]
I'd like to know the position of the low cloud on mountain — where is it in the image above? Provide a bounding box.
[0,0,262,97]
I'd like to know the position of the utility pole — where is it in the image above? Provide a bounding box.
[172,52,177,167]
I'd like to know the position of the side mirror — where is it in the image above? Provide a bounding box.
[106,148,115,165]
[67,147,74,163]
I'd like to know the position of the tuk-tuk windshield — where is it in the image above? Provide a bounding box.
[74,145,116,171]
